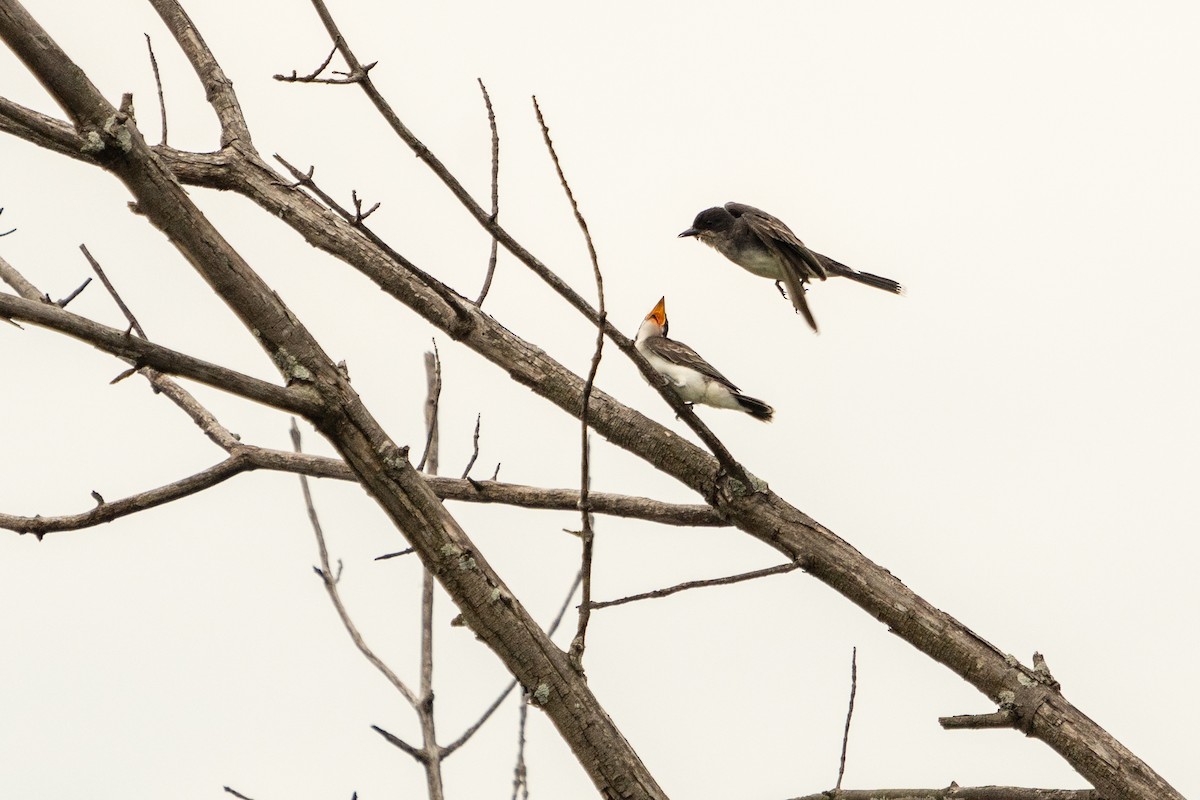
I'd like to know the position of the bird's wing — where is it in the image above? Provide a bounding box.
[642,336,740,391]
[727,203,829,282]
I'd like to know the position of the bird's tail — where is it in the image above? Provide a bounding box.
[734,394,774,422]
[818,254,904,294]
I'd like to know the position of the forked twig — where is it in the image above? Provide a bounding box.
[289,420,420,713]
[284,0,752,488]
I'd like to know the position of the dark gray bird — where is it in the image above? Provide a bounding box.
[635,296,773,422]
[679,202,902,332]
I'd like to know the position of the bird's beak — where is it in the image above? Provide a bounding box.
[646,296,667,325]
[678,228,699,238]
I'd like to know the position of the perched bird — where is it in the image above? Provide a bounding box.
[635,296,773,422]
[679,202,902,332]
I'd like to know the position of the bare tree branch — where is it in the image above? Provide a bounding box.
[284,0,750,486]
[417,353,446,800]
[0,4,1181,798]
[790,789,1097,800]
[835,647,858,791]
[144,34,167,146]
[474,78,500,306]
[416,346,441,474]
[53,276,91,308]
[79,244,147,337]
[460,413,481,480]
[0,455,726,536]
[291,420,421,710]
[147,0,252,148]
[588,561,806,611]
[0,291,322,417]
[532,96,605,669]
[441,569,582,760]
[940,710,1017,730]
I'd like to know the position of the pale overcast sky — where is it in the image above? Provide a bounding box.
[2,2,1197,798]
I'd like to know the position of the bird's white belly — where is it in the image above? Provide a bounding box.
[643,350,739,409]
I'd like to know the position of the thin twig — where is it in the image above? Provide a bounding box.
[835,646,858,791]
[588,560,805,611]
[417,345,441,473]
[511,691,530,800]
[372,724,425,761]
[79,244,148,338]
[475,78,500,306]
[418,351,446,800]
[274,40,341,83]
[222,787,255,800]
[286,4,751,487]
[273,153,470,326]
[460,413,481,480]
[289,420,421,712]
[54,277,91,308]
[146,0,252,147]
[144,34,167,145]
[790,790,1099,800]
[534,97,605,670]
[0,292,319,416]
[0,466,727,537]
[0,207,14,237]
[374,547,415,561]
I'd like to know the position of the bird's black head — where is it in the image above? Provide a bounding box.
[678,206,734,238]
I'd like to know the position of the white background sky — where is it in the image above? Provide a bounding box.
[2,2,1197,798]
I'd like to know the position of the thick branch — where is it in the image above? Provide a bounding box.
[0,6,667,798]
[790,789,1097,800]
[0,5,1178,799]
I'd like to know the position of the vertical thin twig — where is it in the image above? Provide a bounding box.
[460,413,481,479]
[144,34,168,145]
[511,692,530,800]
[533,97,604,670]
[475,78,501,306]
[835,646,858,791]
[416,341,441,473]
[419,350,445,800]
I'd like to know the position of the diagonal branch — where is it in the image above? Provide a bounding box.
[0,7,669,798]
[0,5,1180,798]
[286,0,749,484]
[532,96,605,669]
[292,420,420,710]
[0,291,321,417]
[588,561,806,611]
[790,789,1098,800]
[146,0,251,148]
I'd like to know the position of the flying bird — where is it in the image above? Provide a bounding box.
[635,296,773,422]
[679,202,902,332]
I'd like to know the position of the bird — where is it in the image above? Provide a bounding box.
[635,296,773,422]
[679,202,902,332]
